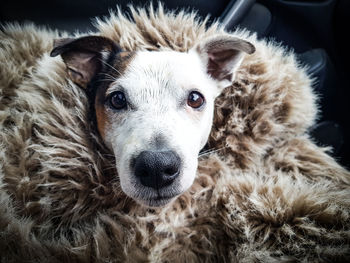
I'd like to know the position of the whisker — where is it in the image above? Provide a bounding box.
[95,78,116,83]
[199,148,216,155]
[103,166,117,171]
[198,146,228,158]
[99,59,122,75]
[98,72,117,79]
[121,194,130,207]
[95,72,119,83]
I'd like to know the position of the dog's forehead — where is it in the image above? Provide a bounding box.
[129,50,204,76]
[114,50,212,95]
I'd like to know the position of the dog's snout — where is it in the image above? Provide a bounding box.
[134,150,181,189]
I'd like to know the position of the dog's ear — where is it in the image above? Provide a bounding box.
[50,36,119,89]
[192,35,255,90]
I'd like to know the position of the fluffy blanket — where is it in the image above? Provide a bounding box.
[1,5,349,262]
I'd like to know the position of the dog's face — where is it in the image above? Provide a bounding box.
[99,50,218,207]
[51,35,255,207]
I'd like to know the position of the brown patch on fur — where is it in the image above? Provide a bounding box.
[115,51,135,76]
[94,52,135,140]
[274,102,291,123]
[275,161,294,173]
[257,120,271,135]
[231,151,248,169]
[95,97,109,140]
[248,63,266,75]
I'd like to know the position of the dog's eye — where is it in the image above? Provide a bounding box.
[110,91,127,110]
[187,91,205,109]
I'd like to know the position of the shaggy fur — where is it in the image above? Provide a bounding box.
[1,5,350,262]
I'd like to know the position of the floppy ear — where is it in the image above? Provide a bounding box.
[50,36,119,89]
[192,35,255,89]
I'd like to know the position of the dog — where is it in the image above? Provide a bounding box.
[50,34,255,207]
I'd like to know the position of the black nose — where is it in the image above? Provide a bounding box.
[134,150,181,189]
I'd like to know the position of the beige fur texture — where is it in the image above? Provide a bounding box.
[1,5,350,262]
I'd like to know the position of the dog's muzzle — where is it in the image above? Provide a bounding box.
[134,150,181,189]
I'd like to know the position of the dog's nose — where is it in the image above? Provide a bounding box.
[134,150,181,189]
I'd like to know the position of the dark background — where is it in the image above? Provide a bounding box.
[1,0,349,168]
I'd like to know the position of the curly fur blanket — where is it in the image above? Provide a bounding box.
[1,5,350,262]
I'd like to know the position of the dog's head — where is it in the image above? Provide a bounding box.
[50,34,255,207]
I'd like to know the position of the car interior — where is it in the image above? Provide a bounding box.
[1,0,349,168]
